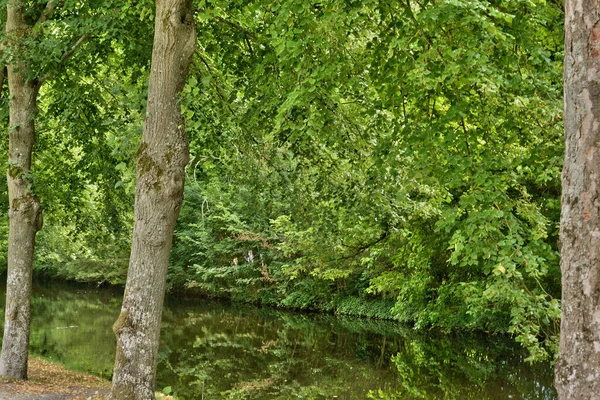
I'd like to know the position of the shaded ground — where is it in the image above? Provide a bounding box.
[0,357,109,400]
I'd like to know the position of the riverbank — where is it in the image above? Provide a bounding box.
[0,357,108,399]
[30,275,399,322]
[0,357,174,400]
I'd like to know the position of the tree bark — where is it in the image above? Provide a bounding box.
[555,1,600,398]
[0,3,43,380]
[109,1,196,398]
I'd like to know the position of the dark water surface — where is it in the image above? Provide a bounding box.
[0,281,556,399]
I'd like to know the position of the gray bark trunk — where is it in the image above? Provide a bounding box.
[0,3,43,380]
[555,1,600,398]
[109,1,196,398]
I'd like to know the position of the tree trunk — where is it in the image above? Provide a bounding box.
[555,1,600,398]
[109,1,196,398]
[0,3,43,380]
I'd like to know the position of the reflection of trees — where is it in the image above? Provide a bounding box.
[159,301,556,400]
[0,282,121,379]
[370,332,556,400]
[158,303,401,399]
[0,283,556,400]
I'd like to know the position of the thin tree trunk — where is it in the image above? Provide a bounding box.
[0,3,42,380]
[555,1,600,398]
[110,1,196,398]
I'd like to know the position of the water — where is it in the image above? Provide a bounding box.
[0,281,556,399]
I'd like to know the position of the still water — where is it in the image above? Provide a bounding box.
[1,281,555,399]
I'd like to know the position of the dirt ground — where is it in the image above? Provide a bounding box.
[0,357,109,400]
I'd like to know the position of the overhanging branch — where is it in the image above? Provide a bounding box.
[38,32,91,87]
[33,0,64,38]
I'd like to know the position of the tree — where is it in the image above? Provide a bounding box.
[109,0,196,397]
[555,0,600,398]
[0,0,117,380]
[0,1,42,379]
[0,0,92,378]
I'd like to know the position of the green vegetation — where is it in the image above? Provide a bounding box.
[171,0,563,362]
[0,0,563,371]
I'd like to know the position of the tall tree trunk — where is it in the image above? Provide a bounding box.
[110,1,196,398]
[555,1,600,398]
[0,3,43,380]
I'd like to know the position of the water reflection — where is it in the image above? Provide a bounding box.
[158,297,402,399]
[0,281,556,399]
[376,332,556,400]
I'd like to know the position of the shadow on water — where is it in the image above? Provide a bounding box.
[0,280,556,399]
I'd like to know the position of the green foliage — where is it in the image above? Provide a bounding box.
[13,0,154,284]
[170,0,564,361]
[1,0,563,366]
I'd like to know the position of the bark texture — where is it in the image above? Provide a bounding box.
[109,1,196,398]
[0,3,43,380]
[555,1,600,398]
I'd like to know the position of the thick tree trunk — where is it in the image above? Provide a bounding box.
[555,1,600,398]
[109,1,196,398]
[0,4,42,380]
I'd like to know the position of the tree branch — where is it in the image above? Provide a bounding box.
[60,32,91,63]
[196,51,237,116]
[335,229,390,262]
[244,36,254,56]
[0,66,6,94]
[212,15,257,40]
[38,32,91,87]
[33,0,63,37]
